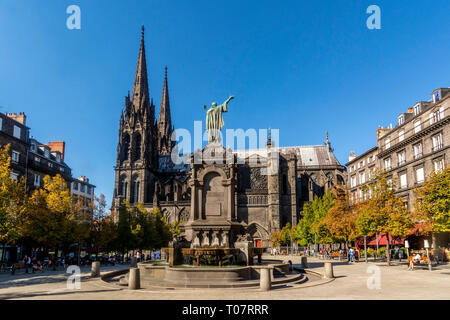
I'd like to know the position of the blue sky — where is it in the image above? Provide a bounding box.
[0,0,449,206]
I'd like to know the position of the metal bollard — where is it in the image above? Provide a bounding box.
[301,256,308,268]
[128,267,141,290]
[324,262,334,278]
[91,261,100,277]
[260,267,271,291]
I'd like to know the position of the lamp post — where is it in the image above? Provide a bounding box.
[375,232,379,260]
[364,235,368,263]
[424,239,432,271]
[405,240,410,259]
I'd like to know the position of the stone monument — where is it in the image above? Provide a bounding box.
[180,96,247,253]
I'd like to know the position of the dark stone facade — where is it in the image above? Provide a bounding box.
[0,113,72,191]
[112,29,346,246]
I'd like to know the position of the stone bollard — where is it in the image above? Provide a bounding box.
[260,267,272,291]
[324,262,334,278]
[128,268,140,290]
[91,261,100,277]
[301,256,308,268]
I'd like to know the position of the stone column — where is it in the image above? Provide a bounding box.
[198,182,203,220]
[91,261,100,277]
[288,155,298,226]
[168,248,175,267]
[189,178,197,221]
[324,262,334,278]
[260,267,272,291]
[226,181,232,221]
[301,256,308,268]
[128,268,140,290]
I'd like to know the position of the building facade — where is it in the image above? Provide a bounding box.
[71,176,96,212]
[112,28,346,246]
[346,87,450,248]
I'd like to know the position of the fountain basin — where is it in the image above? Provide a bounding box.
[137,260,293,288]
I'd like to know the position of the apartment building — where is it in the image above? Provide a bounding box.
[346,87,449,248]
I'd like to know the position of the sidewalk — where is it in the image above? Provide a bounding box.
[0,257,448,300]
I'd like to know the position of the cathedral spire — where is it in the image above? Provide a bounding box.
[158,66,173,154]
[324,131,334,152]
[131,25,150,113]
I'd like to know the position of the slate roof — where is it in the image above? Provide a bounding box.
[233,145,342,167]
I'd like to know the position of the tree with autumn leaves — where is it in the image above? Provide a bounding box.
[17,174,85,256]
[0,145,27,261]
[357,170,414,265]
[324,185,359,251]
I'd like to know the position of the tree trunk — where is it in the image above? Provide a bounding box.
[53,246,57,270]
[1,243,5,262]
[386,233,391,266]
[431,232,439,260]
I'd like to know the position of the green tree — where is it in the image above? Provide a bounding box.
[414,166,450,251]
[294,191,335,247]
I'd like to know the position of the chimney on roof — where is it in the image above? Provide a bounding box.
[407,108,413,113]
[348,151,356,162]
[45,141,65,161]
[376,127,392,140]
[7,112,26,125]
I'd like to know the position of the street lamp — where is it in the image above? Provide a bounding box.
[405,240,410,259]
[424,239,432,271]
[364,235,368,263]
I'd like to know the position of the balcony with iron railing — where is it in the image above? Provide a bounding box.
[378,105,449,155]
[432,144,443,152]
[414,152,423,160]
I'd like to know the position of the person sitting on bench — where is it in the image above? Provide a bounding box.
[409,253,421,270]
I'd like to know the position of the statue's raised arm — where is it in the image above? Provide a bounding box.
[204,95,235,142]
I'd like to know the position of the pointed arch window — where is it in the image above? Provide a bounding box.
[133,133,142,161]
[122,133,130,161]
[282,174,288,195]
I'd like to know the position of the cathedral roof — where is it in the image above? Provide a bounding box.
[233,145,343,168]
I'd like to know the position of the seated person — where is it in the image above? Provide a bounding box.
[414,253,422,264]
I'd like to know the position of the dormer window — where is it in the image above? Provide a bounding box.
[413,104,421,115]
[385,138,391,149]
[44,149,50,158]
[433,91,440,102]
[31,144,37,152]
[56,153,61,162]
[398,130,404,142]
[398,115,405,125]
[414,120,421,133]
[13,125,21,139]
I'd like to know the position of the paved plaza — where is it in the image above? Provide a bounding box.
[0,255,449,300]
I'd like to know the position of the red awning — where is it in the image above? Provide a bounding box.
[356,223,426,247]
[356,233,405,246]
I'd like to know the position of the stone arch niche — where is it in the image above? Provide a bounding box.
[181,143,242,248]
[202,172,226,218]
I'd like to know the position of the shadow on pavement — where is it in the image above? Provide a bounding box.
[0,288,119,300]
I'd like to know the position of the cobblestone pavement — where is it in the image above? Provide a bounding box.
[0,255,449,300]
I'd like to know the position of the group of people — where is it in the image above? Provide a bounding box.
[22,255,44,273]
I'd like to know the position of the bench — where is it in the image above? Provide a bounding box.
[408,255,432,268]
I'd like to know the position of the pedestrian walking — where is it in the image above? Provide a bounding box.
[24,255,31,273]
